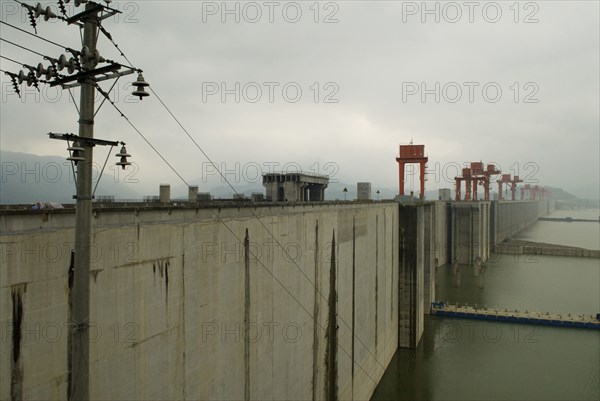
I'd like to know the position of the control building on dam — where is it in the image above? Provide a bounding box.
[0,196,554,400]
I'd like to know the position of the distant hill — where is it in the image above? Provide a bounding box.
[5,151,589,206]
[1,150,142,204]
[543,186,577,200]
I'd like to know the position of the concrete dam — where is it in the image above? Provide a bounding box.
[0,198,553,400]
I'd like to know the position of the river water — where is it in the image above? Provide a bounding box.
[372,209,600,401]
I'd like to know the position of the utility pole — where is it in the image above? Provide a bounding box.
[2,2,148,400]
[70,5,98,400]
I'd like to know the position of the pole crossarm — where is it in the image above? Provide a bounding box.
[49,63,134,87]
[65,2,121,25]
[48,132,123,147]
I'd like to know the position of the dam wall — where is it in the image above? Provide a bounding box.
[0,202,399,401]
[397,204,424,349]
[422,202,450,316]
[450,202,491,265]
[492,199,554,244]
[0,196,557,399]
[431,201,450,268]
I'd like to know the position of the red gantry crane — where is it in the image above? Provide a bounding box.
[522,184,547,200]
[498,174,522,201]
[455,162,500,201]
[509,175,523,200]
[481,163,501,201]
[470,162,485,200]
[396,143,428,199]
[455,167,472,201]
[498,174,512,200]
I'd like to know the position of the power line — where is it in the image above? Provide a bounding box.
[109,29,389,373]
[97,24,134,69]
[0,38,51,59]
[95,84,190,187]
[0,54,29,66]
[12,0,29,7]
[97,87,381,387]
[83,9,388,381]
[11,0,67,23]
[149,86,388,375]
[0,20,72,51]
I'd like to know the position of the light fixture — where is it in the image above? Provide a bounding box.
[115,144,131,169]
[131,72,149,100]
[67,141,85,165]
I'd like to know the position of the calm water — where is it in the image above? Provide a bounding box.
[372,209,600,401]
[514,209,600,250]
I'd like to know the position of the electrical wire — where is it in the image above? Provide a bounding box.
[11,0,67,21]
[0,20,73,51]
[67,88,80,114]
[92,144,115,197]
[2,11,387,383]
[149,85,388,375]
[0,38,51,59]
[94,84,190,187]
[0,54,28,66]
[94,76,119,117]
[104,29,389,374]
[97,87,381,387]
[97,24,134,69]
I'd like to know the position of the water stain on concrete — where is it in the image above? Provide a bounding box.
[11,283,27,401]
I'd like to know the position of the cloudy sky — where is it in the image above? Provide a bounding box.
[1,0,598,198]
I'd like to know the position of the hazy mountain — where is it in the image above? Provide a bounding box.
[1,150,142,204]
[543,186,577,200]
[4,151,590,206]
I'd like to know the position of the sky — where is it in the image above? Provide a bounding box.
[1,0,599,199]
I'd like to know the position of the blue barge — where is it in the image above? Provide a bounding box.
[431,302,600,330]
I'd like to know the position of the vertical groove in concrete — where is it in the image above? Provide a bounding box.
[325,231,338,401]
[375,214,379,355]
[446,203,452,262]
[244,229,250,401]
[165,261,170,305]
[180,245,187,400]
[66,251,74,400]
[468,206,472,265]
[397,212,403,346]
[398,205,420,349]
[11,283,26,401]
[391,213,394,320]
[312,220,320,401]
[351,217,356,398]
[409,221,416,349]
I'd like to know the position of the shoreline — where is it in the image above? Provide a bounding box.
[494,239,600,258]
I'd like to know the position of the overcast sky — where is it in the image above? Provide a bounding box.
[1,0,598,198]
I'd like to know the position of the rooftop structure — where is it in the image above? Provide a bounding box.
[262,172,329,202]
